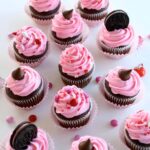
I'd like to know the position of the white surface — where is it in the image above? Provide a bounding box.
[0,0,150,149]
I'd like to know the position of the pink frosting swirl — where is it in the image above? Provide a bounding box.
[105,67,141,97]
[59,44,94,77]
[54,85,91,118]
[80,0,109,11]
[6,66,41,97]
[14,26,47,57]
[125,110,150,144]
[6,129,49,150]
[99,25,134,48]
[29,0,60,12]
[70,136,108,150]
[52,11,84,39]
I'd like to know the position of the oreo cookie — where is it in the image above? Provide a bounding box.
[10,121,37,150]
[104,10,129,31]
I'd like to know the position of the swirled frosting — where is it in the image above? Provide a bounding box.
[54,85,91,118]
[6,129,49,150]
[70,136,108,150]
[29,0,60,12]
[52,11,84,39]
[125,110,150,144]
[105,67,141,97]
[80,0,109,11]
[99,25,134,48]
[14,26,47,57]
[59,44,94,77]
[6,66,41,97]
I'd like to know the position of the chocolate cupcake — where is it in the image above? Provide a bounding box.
[77,0,109,26]
[97,10,137,59]
[2,121,54,150]
[52,85,93,129]
[59,44,94,88]
[103,66,142,107]
[9,26,49,67]
[51,10,89,49]
[26,0,61,24]
[5,66,45,108]
[124,110,150,150]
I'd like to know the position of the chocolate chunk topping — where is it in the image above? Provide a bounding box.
[10,121,37,150]
[62,9,73,20]
[12,68,25,80]
[118,69,132,81]
[104,10,129,31]
[79,139,93,150]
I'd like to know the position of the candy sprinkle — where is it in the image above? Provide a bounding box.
[28,114,37,123]
[110,119,118,127]
[73,135,80,141]
[48,82,53,89]
[6,116,15,124]
[95,76,101,83]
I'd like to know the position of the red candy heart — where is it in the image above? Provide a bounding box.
[70,99,78,106]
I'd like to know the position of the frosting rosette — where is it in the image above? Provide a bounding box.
[29,0,60,12]
[59,44,94,77]
[52,11,84,39]
[70,136,108,150]
[105,67,141,97]
[125,110,150,144]
[54,85,91,118]
[6,66,41,97]
[99,25,134,48]
[80,0,109,11]
[6,129,49,150]
[14,26,47,57]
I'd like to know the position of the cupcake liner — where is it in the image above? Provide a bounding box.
[8,42,50,68]
[4,77,49,110]
[25,2,63,25]
[51,98,97,130]
[49,22,89,50]
[97,31,139,59]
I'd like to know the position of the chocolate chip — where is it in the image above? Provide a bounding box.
[62,9,73,20]
[118,69,132,81]
[12,68,24,80]
[79,139,93,150]
[104,10,129,31]
[10,121,37,150]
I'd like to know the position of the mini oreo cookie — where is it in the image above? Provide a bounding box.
[104,10,129,31]
[10,121,37,150]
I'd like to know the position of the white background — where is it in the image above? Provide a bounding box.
[0,0,150,149]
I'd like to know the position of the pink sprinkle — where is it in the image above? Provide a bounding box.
[95,76,101,83]
[73,135,80,141]
[110,119,118,127]
[48,82,53,89]
[138,36,144,47]
[6,116,14,124]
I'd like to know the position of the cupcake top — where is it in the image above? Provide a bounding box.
[6,66,41,97]
[70,136,108,150]
[80,0,109,11]
[13,26,47,57]
[54,85,91,118]
[52,10,84,39]
[6,122,49,150]
[29,0,60,12]
[105,67,141,97]
[59,44,94,78]
[125,110,150,144]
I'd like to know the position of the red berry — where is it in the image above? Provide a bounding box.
[35,39,41,45]
[134,64,146,77]
[70,99,78,107]
[28,114,37,123]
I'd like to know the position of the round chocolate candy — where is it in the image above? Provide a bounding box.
[104,10,129,31]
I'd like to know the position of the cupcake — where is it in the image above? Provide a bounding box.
[124,110,150,150]
[51,9,89,49]
[5,66,45,108]
[26,0,61,24]
[97,10,137,59]
[59,44,94,88]
[3,121,54,150]
[77,0,109,26]
[9,26,49,67]
[52,85,93,128]
[103,66,141,107]
[70,135,111,150]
